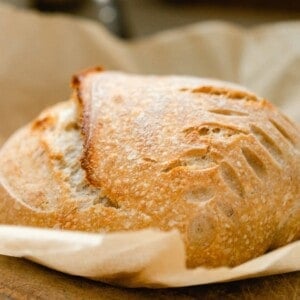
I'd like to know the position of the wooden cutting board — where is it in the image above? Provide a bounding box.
[0,255,299,300]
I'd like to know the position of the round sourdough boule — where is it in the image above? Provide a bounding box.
[0,68,299,268]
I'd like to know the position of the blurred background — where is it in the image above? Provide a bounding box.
[2,0,300,38]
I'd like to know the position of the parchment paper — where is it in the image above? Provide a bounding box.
[0,3,299,288]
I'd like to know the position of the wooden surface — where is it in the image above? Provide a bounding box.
[0,255,299,299]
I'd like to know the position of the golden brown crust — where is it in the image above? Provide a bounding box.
[190,86,260,102]
[77,71,300,267]
[0,70,299,268]
[0,182,53,228]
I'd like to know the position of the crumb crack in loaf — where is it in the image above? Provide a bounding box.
[0,68,299,268]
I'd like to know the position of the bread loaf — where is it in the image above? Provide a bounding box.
[0,68,299,268]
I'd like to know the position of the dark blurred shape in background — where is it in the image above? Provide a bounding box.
[29,0,126,37]
[1,0,300,38]
[31,0,82,11]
